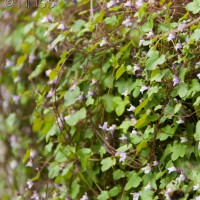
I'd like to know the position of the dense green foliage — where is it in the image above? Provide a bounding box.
[1,0,200,199]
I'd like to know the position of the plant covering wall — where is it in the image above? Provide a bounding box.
[1,0,200,199]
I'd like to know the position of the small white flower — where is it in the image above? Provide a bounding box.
[116,152,127,162]
[119,134,127,141]
[46,89,55,98]
[57,23,67,31]
[197,73,200,79]
[173,74,180,86]
[198,141,200,150]
[176,174,185,182]
[100,37,108,47]
[107,0,116,8]
[69,83,77,90]
[5,59,13,68]
[45,69,52,76]
[174,43,182,51]
[135,0,144,8]
[122,17,132,27]
[144,183,151,191]
[99,122,108,131]
[41,15,53,23]
[122,89,129,96]
[141,164,151,174]
[107,124,116,134]
[90,79,97,86]
[75,92,84,101]
[27,179,34,189]
[86,89,94,98]
[140,86,150,94]
[30,149,37,158]
[80,193,89,200]
[13,95,20,104]
[133,64,141,74]
[131,192,140,200]
[131,129,138,135]
[31,191,39,200]
[124,1,132,7]
[167,33,176,41]
[180,137,188,143]
[64,115,70,121]
[26,159,33,167]
[195,196,200,200]
[127,104,136,112]
[168,166,177,174]
[29,54,37,63]
[193,184,199,191]
[153,160,159,166]
[176,118,184,124]
[139,39,145,46]
[10,160,18,169]
[146,31,154,38]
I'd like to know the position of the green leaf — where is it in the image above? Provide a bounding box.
[65,108,86,126]
[185,0,200,14]
[109,186,121,197]
[29,59,46,79]
[194,121,200,141]
[93,11,105,24]
[64,86,80,106]
[125,172,142,191]
[113,169,125,180]
[117,144,132,152]
[134,113,149,129]
[135,97,149,115]
[190,29,200,41]
[97,191,109,200]
[99,146,106,159]
[178,83,188,98]
[31,171,41,181]
[171,142,187,161]
[116,65,126,80]
[145,50,165,70]
[136,140,148,156]
[174,103,182,114]
[23,149,31,163]
[157,125,176,141]
[101,157,116,172]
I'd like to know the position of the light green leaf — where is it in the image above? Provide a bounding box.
[178,83,188,98]
[136,140,148,156]
[109,186,121,197]
[101,157,116,172]
[145,50,165,70]
[185,0,200,14]
[65,108,86,126]
[113,169,125,180]
[171,143,187,161]
[194,121,200,141]
[116,65,126,80]
[125,172,142,190]
[97,191,109,200]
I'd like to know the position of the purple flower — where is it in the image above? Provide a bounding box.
[107,124,116,135]
[127,104,136,112]
[99,122,108,131]
[122,17,132,27]
[173,74,180,86]
[140,85,150,94]
[119,134,127,141]
[107,0,116,8]
[146,31,154,38]
[168,166,177,173]
[57,23,67,31]
[124,1,132,7]
[167,33,176,41]
[136,0,144,8]
[174,43,182,51]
